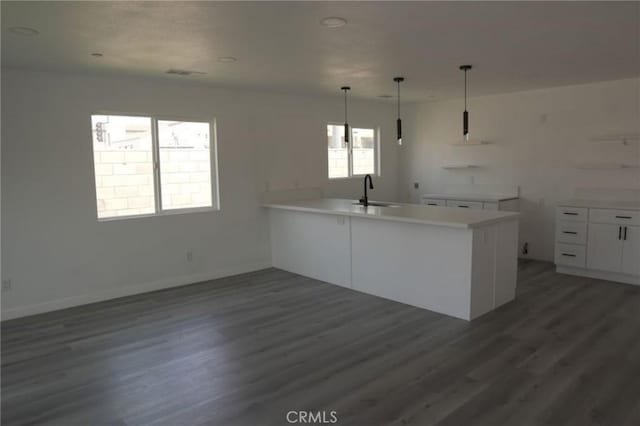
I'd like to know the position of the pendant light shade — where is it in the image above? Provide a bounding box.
[394,77,405,146]
[341,86,351,144]
[459,65,472,141]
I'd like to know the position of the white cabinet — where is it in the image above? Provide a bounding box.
[590,209,640,226]
[555,243,586,268]
[622,226,640,276]
[587,223,624,272]
[483,202,499,210]
[556,203,640,285]
[422,198,446,207]
[445,200,484,210]
[555,221,587,245]
[556,206,588,222]
[420,196,518,212]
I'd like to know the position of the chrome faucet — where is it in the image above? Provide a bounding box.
[360,174,374,206]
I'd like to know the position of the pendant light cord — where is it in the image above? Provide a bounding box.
[464,69,468,111]
[397,80,401,118]
[344,89,348,122]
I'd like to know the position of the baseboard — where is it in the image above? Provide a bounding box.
[1,261,272,321]
[556,265,640,286]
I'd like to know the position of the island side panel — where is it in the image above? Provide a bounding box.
[493,219,519,307]
[350,217,473,320]
[269,209,352,288]
[469,226,497,320]
[469,219,519,319]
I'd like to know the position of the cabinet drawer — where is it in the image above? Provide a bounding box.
[422,198,446,207]
[483,202,499,211]
[589,209,640,226]
[556,206,588,222]
[555,243,586,268]
[556,221,587,245]
[445,200,484,210]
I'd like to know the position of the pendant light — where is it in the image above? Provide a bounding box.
[459,65,472,141]
[394,77,405,145]
[341,86,351,144]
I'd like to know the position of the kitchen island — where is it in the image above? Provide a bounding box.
[264,199,520,320]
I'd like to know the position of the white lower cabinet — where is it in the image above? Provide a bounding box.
[555,243,586,268]
[421,196,519,212]
[622,226,640,276]
[587,223,624,272]
[556,221,587,245]
[483,202,499,210]
[556,204,640,285]
[586,221,639,275]
[422,198,446,207]
[445,200,484,210]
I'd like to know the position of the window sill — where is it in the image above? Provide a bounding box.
[328,174,380,181]
[97,206,220,222]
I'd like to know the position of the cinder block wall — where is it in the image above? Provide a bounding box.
[93,149,211,218]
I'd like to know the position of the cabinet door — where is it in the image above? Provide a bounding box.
[422,198,446,206]
[445,200,484,210]
[622,226,640,276]
[587,223,623,272]
[483,202,499,211]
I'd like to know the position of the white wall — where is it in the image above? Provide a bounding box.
[5,70,637,319]
[1,69,399,319]
[400,78,640,261]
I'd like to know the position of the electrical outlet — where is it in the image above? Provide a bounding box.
[413,182,419,189]
[186,251,193,262]
[2,279,12,292]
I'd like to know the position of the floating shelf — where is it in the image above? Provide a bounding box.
[576,163,640,170]
[442,164,481,170]
[590,134,639,145]
[449,140,491,146]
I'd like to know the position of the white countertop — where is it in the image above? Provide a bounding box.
[421,193,519,202]
[264,198,520,229]
[558,199,640,211]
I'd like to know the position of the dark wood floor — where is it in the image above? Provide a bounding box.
[2,261,640,426]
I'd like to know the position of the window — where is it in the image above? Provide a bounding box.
[327,124,378,178]
[91,114,218,219]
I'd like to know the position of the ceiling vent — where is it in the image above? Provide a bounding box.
[165,69,205,76]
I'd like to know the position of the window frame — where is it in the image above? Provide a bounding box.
[327,122,380,180]
[89,111,220,221]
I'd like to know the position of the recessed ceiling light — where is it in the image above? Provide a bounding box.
[321,17,347,28]
[90,52,103,57]
[9,26,39,36]
[218,56,237,63]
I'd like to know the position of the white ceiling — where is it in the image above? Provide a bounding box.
[2,1,639,101]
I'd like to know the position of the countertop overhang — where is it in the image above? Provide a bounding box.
[263,198,520,229]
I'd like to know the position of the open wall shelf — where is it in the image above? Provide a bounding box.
[442,164,481,170]
[576,163,640,170]
[449,140,491,146]
[590,134,639,145]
